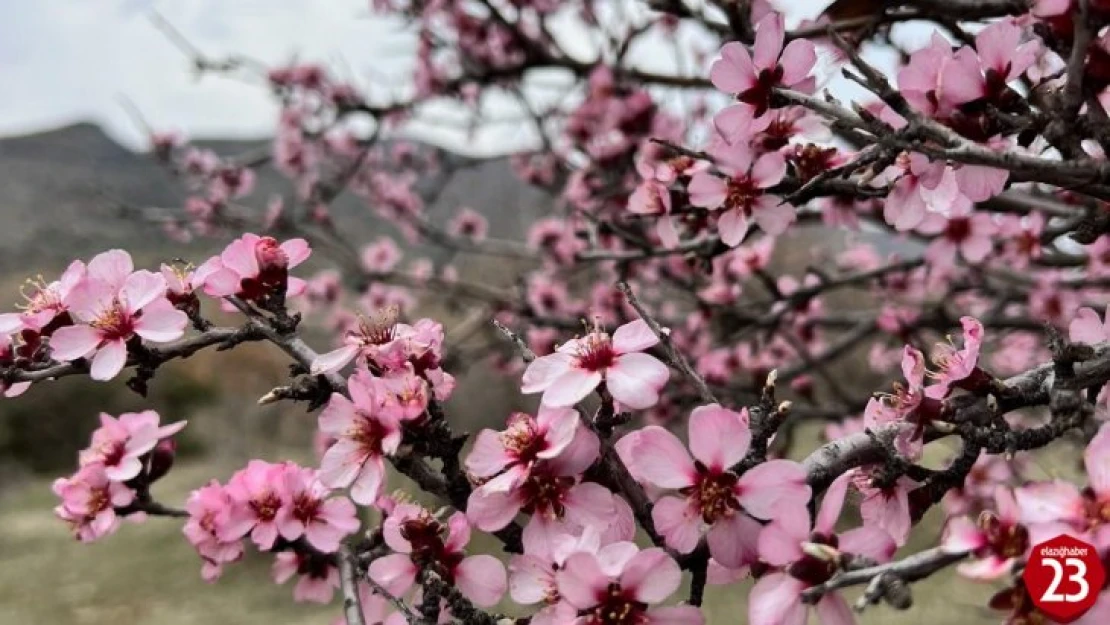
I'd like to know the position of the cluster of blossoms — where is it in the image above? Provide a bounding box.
[182,460,360,599]
[0,233,310,385]
[21,0,1110,624]
[53,410,185,542]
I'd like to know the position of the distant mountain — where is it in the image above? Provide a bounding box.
[0,123,552,275]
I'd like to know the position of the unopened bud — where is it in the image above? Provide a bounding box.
[765,369,779,389]
[801,541,840,563]
[147,439,178,484]
[255,236,289,271]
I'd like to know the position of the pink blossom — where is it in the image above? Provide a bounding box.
[928,316,986,395]
[0,259,85,335]
[52,463,135,542]
[466,411,609,549]
[1015,423,1110,551]
[199,233,311,302]
[317,369,403,505]
[276,466,361,553]
[49,250,188,381]
[1071,305,1110,345]
[710,13,817,117]
[78,410,187,482]
[876,152,959,231]
[616,404,811,569]
[361,237,403,273]
[941,487,1031,580]
[556,544,704,625]
[311,312,447,379]
[273,551,340,603]
[369,504,507,607]
[863,346,943,460]
[509,526,603,625]
[222,460,291,549]
[522,319,670,409]
[851,469,915,547]
[183,481,245,581]
[450,208,489,241]
[916,200,998,267]
[751,474,896,625]
[687,143,793,246]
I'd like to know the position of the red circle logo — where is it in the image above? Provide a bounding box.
[1023,534,1106,623]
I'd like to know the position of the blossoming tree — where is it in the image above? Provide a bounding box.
[11,0,1110,623]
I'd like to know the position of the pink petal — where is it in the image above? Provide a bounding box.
[88,249,134,288]
[349,456,387,505]
[780,39,817,87]
[542,368,603,407]
[49,325,101,360]
[718,208,751,247]
[1071,307,1108,345]
[751,152,787,188]
[133,304,187,342]
[737,459,811,520]
[653,496,703,554]
[752,197,795,236]
[815,592,855,625]
[311,345,360,374]
[90,340,128,381]
[564,482,616,529]
[368,554,418,597]
[509,555,554,605]
[612,319,660,353]
[280,238,312,267]
[556,552,608,609]
[318,394,357,435]
[622,426,696,489]
[620,548,680,604]
[752,14,785,70]
[688,404,750,470]
[549,425,601,476]
[466,488,523,532]
[749,573,808,625]
[687,173,728,209]
[537,406,581,459]
[465,430,515,477]
[607,352,669,409]
[757,519,805,567]
[1014,480,1084,525]
[815,473,850,535]
[522,352,575,394]
[707,512,761,570]
[455,555,507,607]
[714,104,759,143]
[940,46,986,106]
[839,526,897,563]
[710,42,757,94]
[121,270,168,313]
[957,556,1014,580]
[319,439,367,489]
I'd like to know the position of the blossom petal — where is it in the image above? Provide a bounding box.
[620,548,681,604]
[689,404,750,470]
[455,555,507,607]
[621,426,696,489]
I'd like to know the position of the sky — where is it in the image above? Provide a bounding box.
[0,0,898,154]
[0,0,414,149]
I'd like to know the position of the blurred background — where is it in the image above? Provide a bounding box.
[0,2,1046,624]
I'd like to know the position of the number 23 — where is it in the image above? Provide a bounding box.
[1041,558,1090,603]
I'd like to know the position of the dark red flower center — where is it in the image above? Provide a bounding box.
[400,516,464,582]
[681,462,741,524]
[575,334,617,372]
[976,511,1029,559]
[786,532,840,586]
[585,582,649,625]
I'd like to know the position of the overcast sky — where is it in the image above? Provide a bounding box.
[0,1,908,153]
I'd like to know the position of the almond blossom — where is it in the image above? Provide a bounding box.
[183,481,247,582]
[368,504,507,607]
[522,319,669,409]
[556,544,704,625]
[78,410,186,482]
[49,250,188,381]
[0,259,85,334]
[616,404,811,569]
[316,369,403,505]
[710,13,817,118]
[509,527,603,625]
[275,465,360,553]
[52,463,136,543]
[750,474,896,625]
[687,142,793,246]
[273,551,340,604]
[199,233,311,303]
[941,486,1032,579]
